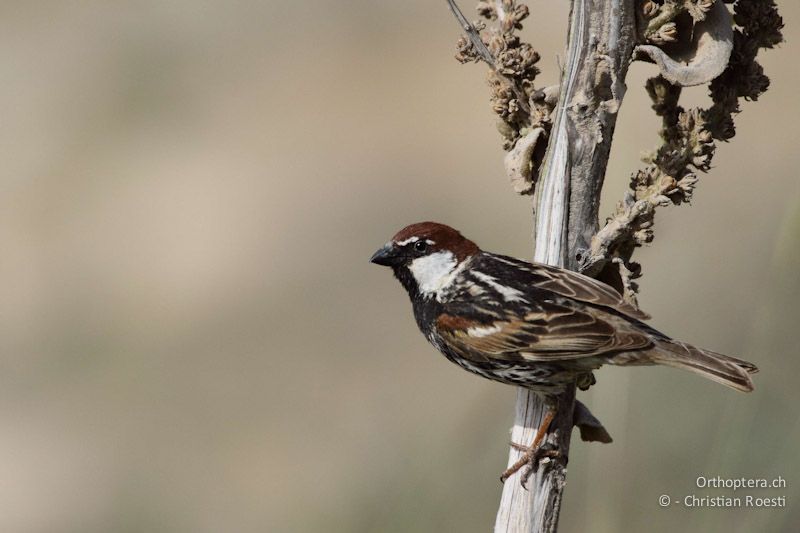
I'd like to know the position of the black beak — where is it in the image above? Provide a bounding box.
[370,243,401,267]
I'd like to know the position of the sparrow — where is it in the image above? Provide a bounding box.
[370,222,757,484]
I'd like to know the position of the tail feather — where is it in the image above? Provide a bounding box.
[647,341,756,392]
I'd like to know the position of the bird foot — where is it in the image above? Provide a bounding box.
[500,441,561,488]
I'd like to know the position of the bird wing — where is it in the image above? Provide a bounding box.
[435,300,652,364]
[482,254,650,321]
[531,262,650,321]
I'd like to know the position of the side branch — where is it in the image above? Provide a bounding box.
[579,0,784,304]
[445,0,496,66]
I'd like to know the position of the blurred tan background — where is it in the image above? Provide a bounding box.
[0,1,798,532]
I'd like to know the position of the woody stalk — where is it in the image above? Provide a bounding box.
[445,0,783,531]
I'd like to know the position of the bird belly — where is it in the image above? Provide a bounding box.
[436,343,571,394]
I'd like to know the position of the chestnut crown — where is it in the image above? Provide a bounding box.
[370,222,480,267]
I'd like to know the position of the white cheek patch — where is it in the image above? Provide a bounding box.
[466,324,502,338]
[409,251,457,295]
[472,271,528,302]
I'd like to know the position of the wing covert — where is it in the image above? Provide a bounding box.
[481,254,650,321]
[435,299,652,364]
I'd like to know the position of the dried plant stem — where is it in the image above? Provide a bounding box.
[446,0,781,531]
[449,0,782,307]
[495,1,637,531]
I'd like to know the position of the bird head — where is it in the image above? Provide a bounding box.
[370,222,479,297]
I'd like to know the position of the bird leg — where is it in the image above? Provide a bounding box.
[500,409,558,487]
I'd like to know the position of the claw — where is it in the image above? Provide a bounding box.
[499,409,558,486]
[520,445,561,488]
[509,441,528,452]
[500,441,561,486]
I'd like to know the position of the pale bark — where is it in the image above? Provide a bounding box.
[494,1,637,531]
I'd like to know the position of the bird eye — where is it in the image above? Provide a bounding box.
[413,240,427,253]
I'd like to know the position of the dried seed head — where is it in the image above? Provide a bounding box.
[487,34,508,57]
[677,172,699,199]
[660,175,679,194]
[734,0,784,49]
[497,44,540,77]
[455,36,480,64]
[646,76,681,117]
[476,1,496,20]
[488,73,523,122]
[707,110,736,141]
[451,0,545,150]
[634,228,655,244]
[642,1,659,18]
[502,3,529,31]
[653,22,678,44]
[686,0,714,22]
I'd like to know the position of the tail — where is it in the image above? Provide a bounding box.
[646,340,758,392]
